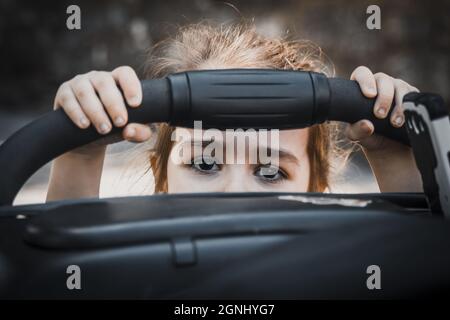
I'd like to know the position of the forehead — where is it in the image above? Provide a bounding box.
[173,127,309,154]
[277,128,309,151]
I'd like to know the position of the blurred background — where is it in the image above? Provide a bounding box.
[0,0,449,204]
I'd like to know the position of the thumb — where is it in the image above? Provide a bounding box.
[122,123,152,143]
[345,120,374,142]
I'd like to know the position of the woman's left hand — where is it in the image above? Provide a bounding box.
[345,66,423,192]
[345,66,419,150]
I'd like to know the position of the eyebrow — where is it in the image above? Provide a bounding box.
[276,149,300,165]
[178,139,300,165]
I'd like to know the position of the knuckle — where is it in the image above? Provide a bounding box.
[95,70,111,78]
[87,70,98,77]
[114,65,134,77]
[92,74,111,89]
[357,65,371,75]
[72,85,86,99]
[394,78,408,87]
[374,72,392,81]
[374,72,388,78]
[58,92,71,105]
[59,81,70,91]
[118,65,133,73]
[71,81,91,99]
[72,74,84,83]
[71,77,85,89]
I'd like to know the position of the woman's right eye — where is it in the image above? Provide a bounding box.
[189,157,220,174]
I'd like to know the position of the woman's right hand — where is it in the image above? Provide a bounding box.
[48,66,152,201]
[54,66,152,153]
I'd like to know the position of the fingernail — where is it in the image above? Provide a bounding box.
[80,117,89,128]
[99,123,110,134]
[377,108,386,117]
[129,96,140,106]
[360,122,371,133]
[394,115,404,127]
[114,116,125,126]
[126,127,136,138]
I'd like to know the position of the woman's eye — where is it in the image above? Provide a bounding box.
[254,165,287,183]
[190,157,220,174]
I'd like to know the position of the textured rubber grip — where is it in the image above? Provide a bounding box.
[167,69,330,129]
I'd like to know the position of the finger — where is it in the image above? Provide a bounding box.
[409,85,420,93]
[373,73,395,119]
[89,71,128,127]
[111,66,142,107]
[70,76,112,134]
[390,79,412,128]
[350,66,377,98]
[54,82,90,129]
[122,123,152,142]
[345,120,374,142]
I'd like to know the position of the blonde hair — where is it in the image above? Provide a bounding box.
[145,22,340,193]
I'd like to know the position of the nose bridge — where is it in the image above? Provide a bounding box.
[222,165,251,193]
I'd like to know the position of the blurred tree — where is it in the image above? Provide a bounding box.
[0,0,448,113]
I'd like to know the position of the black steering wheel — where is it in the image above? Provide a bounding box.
[0,69,409,206]
[4,69,450,300]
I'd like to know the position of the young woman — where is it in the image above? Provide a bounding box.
[46,22,422,201]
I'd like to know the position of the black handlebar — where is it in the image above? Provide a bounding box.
[0,69,408,205]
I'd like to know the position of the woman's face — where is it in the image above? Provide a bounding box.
[167,128,310,193]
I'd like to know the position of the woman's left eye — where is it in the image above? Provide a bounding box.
[254,165,287,183]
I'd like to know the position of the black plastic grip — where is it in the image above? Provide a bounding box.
[167,69,329,129]
[0,69,409,205]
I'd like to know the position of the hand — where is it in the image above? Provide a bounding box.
[345,66,422,192]
[54,66,152,155]
[345,66,419,151]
